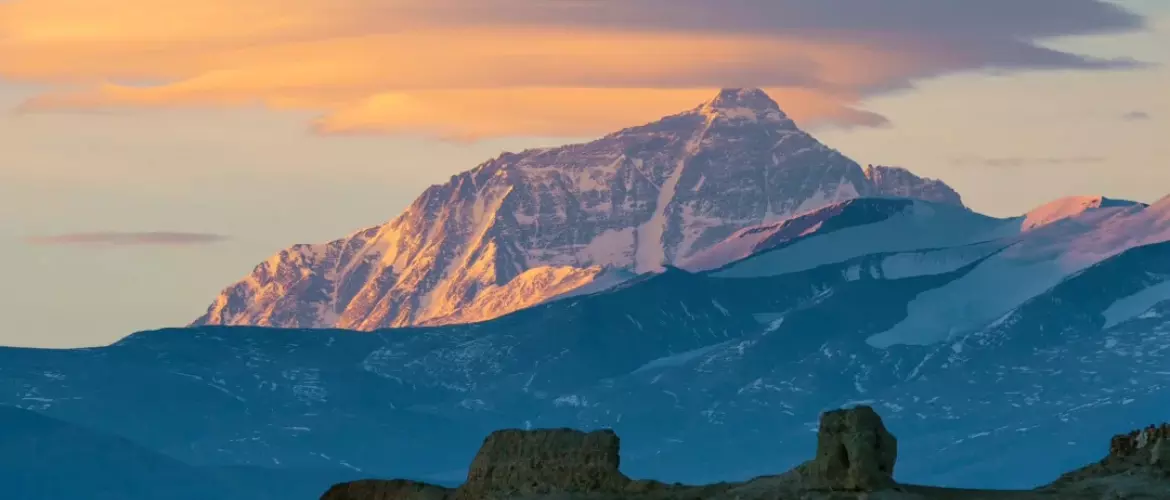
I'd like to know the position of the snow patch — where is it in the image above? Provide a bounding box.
[681,223,782,272]
[867,256,1074,348]
[553,395,589,407]
[577,228,636,269]
[753,313,786,333]
[633,340,737,373]
[714,201,1015,279]
[635,129,703,273]
[1102,279,1170,329]
[794,179,859,216]
[878,241,1009,280]
[711,300,730,316]
[844,264,863,281]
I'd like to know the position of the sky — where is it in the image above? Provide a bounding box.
[0,0,1167,348]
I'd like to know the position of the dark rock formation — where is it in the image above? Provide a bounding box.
[798,405,898,491]
[863,164,965,208]
[455,428,631,499]
[321,479,452,500]
[1151,438,1170,468]
[1042,422,1170,499]
[1109,424,1170,463]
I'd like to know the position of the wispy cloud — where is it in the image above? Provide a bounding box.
[952,156,1107,168]
[1122,110,1152,121]
[26,231,229,246]
[0,0,1147,139]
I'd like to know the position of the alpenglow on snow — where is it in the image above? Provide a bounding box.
[193,88,964,331]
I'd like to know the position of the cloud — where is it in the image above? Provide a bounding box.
[1122,110,1152,121]
[0,0,1147,139]
[26,231,229,246]
[952,156,1107,168]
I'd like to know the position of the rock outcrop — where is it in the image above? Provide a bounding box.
[322,479,452,500]
[456,428,631,499]
[322,428,666,500]
[1046,423,1170,494]
[796,405,898,491]
[1152,438,1170,468]
[1036,423,1170,500]
[1110,424,1170,464]
[863,164,964,209]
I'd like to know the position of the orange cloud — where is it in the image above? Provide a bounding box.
[0,0,1143,139]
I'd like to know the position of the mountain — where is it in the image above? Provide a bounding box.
[0,405,209,500]
[5,194,1169,499]
[193,88,963,330]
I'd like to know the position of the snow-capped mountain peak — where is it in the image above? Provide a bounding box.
[698,88,789,123]
[194,89,966,331]
[1021,195,1144,231]
[707,88,781,110]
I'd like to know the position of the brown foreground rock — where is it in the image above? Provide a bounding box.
[794,405,899,491]
[321,479,452,500]
[456,428,631,499]
[321,407,1170,500]
[1040,423,1170,499]
[320,428,688,500]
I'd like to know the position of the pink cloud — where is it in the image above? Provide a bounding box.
[26,231,230,246]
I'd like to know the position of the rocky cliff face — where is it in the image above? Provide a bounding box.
[864,165,963,207]
[193,88,965,331]
[797,406,899,491]
[1044,423,1170,498]
[456,429,630,500]
[321,428,642,500]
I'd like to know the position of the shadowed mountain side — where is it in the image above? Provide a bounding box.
[0,405,364,500]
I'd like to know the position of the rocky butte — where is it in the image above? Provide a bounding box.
[321,406,1170,500]
[193,88,962,331]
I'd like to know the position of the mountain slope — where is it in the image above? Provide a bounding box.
[1021,195,1146,231]
[679,198,1011,273]
[869,195,1164,348]
[193,88,964,331]
[0,405,361,500]
[0,405,207,500]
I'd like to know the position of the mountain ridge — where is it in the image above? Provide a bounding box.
[193,88,964,331]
